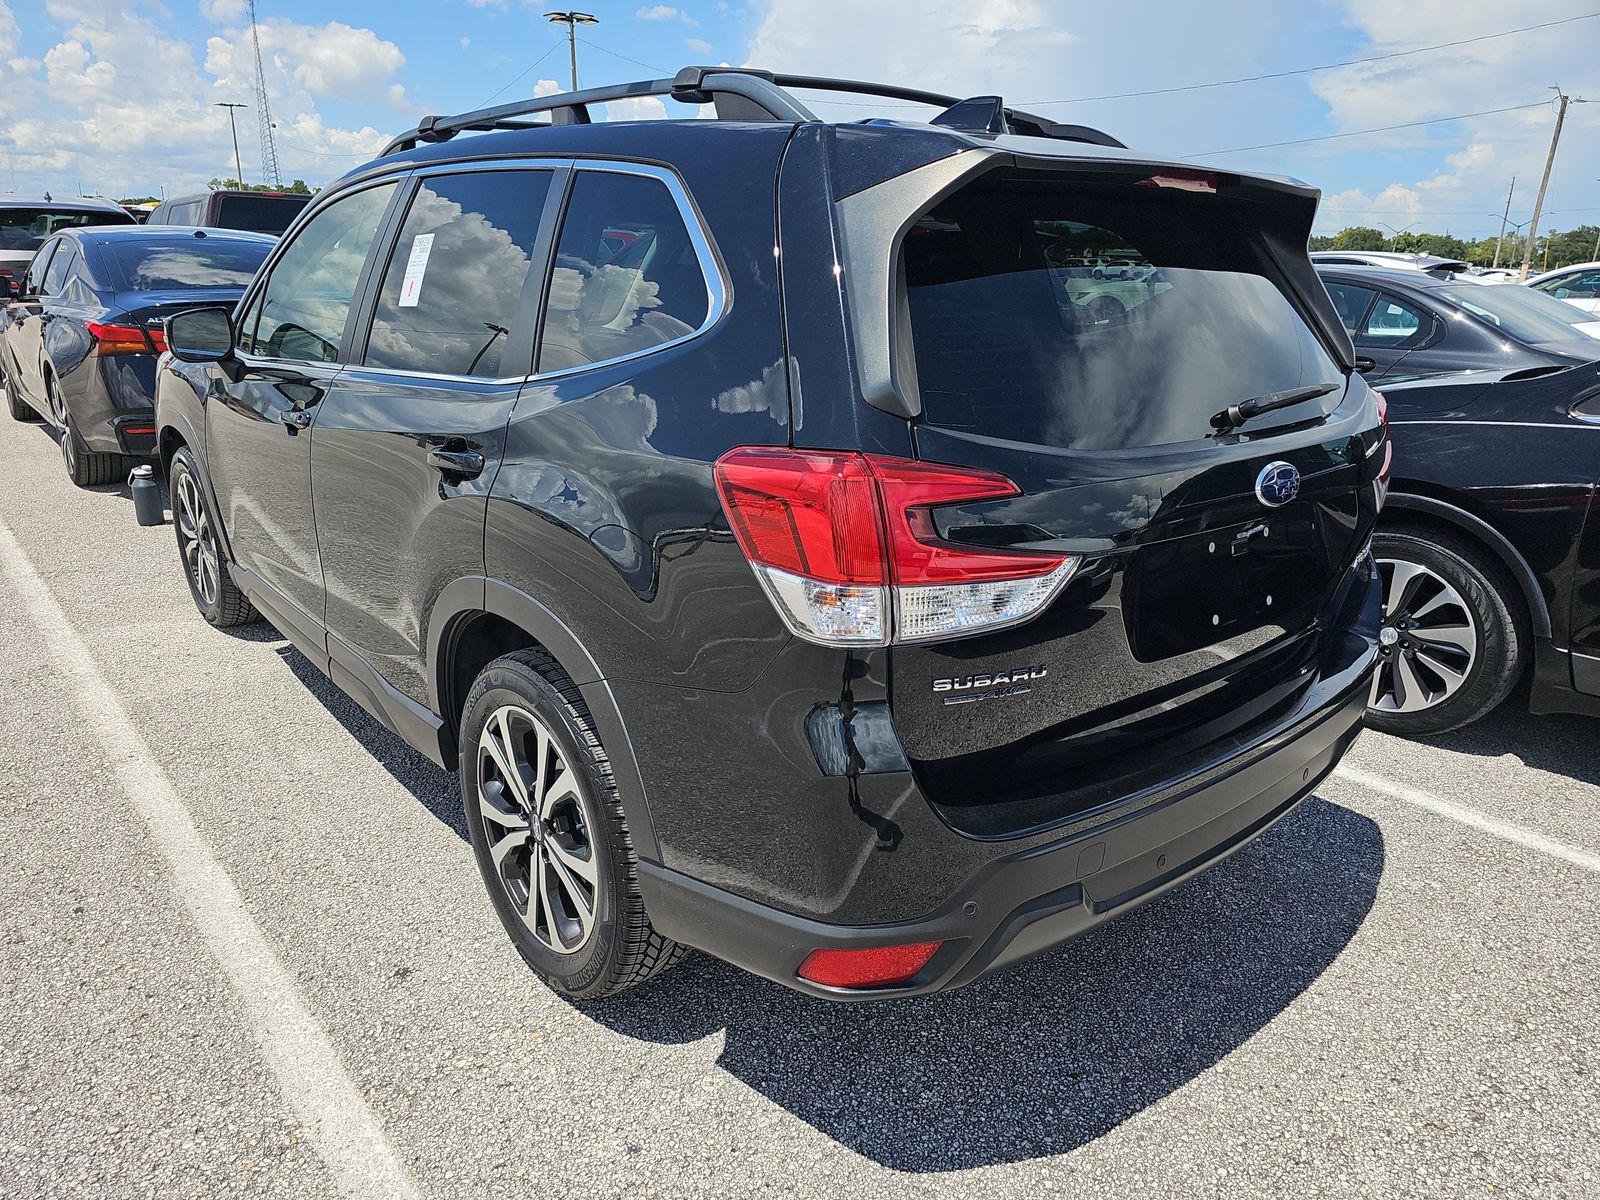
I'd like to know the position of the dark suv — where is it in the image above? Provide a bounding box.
[155,69,1386,1001]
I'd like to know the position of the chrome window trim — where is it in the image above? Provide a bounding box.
[232,157,728,384]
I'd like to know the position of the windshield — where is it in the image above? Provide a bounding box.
[0,207,133,253]
[902,171,1342,450]
[1433,283,1597,345]
[214,194,311,235]
[105,236,272,291]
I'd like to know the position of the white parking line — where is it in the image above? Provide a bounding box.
[0,517,422,1200]
[1333,765,1600,876]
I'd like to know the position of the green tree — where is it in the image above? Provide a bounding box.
[1329,226,1387,251]
[208,177,316,194]
[1537,225,1600,270]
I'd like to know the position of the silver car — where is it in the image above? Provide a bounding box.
[0,196,135,295]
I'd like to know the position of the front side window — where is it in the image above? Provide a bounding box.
[903,170,1342,450]
[536,171,711,373]
[1532,270,1600,301]
[364,170,551,378]
[1360,294,1431,348]
[243,183,396,363]
[25,240,59,295]
[1323,281,1377,335]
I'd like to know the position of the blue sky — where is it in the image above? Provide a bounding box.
[0,0,1595,239]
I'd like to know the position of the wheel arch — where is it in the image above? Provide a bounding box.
[427,577,660,862]
[1381,492,1551,639]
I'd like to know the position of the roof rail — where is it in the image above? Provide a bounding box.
[381,66,1123,156]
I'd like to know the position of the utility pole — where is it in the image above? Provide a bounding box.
[216,103,247,187]
[1492,176,1515,268]
[544,11,598,91]
[1520,88,1588,281]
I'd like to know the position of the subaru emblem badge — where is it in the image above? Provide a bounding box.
[1254,461,1301,508]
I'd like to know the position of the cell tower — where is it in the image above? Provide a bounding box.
[248,0,282,187]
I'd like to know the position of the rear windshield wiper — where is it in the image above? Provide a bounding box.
[1209,382,1341,434]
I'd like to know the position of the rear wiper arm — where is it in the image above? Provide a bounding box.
[1209,382,1340,434]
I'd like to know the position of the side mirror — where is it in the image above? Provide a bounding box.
[1353,356,1377,374]
[165,307,234,364]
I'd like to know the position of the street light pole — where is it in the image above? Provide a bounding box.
[1379,222,1417,252]
[1520,87,1588,281]
[216,102,247,187]
[1492,176,1515,268]
[543,11,598,92]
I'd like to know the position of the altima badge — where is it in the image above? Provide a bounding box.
[1254,461,1301,508]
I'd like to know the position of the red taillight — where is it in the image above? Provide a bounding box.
[147,327,167,354]
[797,942,942,989]
[122,424,155,435]
[714,448,1079,646]
[86,322,153,355]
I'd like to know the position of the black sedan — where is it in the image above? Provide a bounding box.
[1369,361,1600,734]
[1317,264,1600,381]
[1,226,272,485]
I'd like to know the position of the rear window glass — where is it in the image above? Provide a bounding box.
[902,172,1341,450]
[105,237,271,290]
[1433,284,1597,345]
[214,194,312,235]
[0,207,132,252]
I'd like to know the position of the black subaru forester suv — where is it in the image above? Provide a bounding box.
[155,68,1387,1000]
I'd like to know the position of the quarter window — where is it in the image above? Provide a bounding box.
[536,171,711,373]
[242,182,396,363]
[364,170,552,378]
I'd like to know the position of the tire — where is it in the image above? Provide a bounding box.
[169,445,258,627]
[1366,525,1528,736]
[4,368,38,421]
[460,648,684,1000]
[48,375,121,487]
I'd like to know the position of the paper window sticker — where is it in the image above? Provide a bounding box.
[397,233,435,308]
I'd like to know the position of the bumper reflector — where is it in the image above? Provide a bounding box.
[797,941,941,989]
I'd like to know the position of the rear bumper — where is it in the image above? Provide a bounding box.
[640,632,1375,1000]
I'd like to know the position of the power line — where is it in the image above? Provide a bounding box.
[1196,100,1552,155]
[1021,12,1600,106]
[476,37,566,108]
[576,37,671,76]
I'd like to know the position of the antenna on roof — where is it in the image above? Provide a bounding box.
[248,0,283,188]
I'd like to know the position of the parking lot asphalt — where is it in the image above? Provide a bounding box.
[0,418,1596,1200]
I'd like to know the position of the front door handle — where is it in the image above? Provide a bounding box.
[427,447,486,479]
[279,408,313,429]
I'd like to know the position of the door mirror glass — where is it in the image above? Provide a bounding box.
[166,307,235,363]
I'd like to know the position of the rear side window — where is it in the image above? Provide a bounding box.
[1360,294,1432,348]
[364,170,552,378]
[42,242,78,295]
[105,237,271,290]
[25,241,58,294]
[901,170,1342,450]
[242,183,396,363]
[1533,270,1600,300]
[214,194,312,235]
[536,171,710,373]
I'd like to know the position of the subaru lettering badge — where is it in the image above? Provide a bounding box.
[1254,461,1300,508]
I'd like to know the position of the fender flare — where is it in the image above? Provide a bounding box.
[1382,492,1552,639]
[426,577,660,862]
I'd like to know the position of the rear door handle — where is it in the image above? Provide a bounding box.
[279,408,313,429]
[427,447,486,479]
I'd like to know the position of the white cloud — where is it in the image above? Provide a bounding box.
[199,0,245,22]
[636,5,697,24]
[534,78,563,97]
[604,95,669,122]
[460,36,471,48]
[0,2,410,197]
[685,37,712,55]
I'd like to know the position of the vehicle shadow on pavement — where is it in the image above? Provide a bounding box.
[582,797,1383,1171]
[1410,705,1598,786]
[272,642,467,838]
